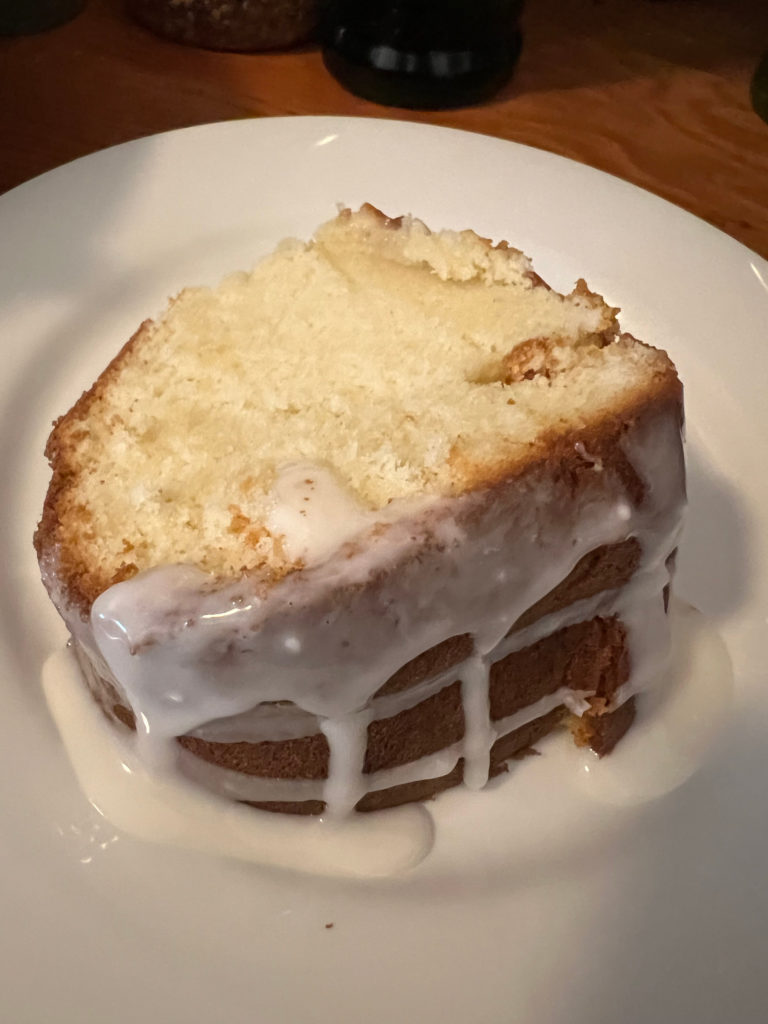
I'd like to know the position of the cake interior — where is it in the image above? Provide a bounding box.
[45,205,672,599]
[36,206,685,820]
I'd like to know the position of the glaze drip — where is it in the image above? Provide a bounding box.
[75,409,684,817]
[43,599,730,879]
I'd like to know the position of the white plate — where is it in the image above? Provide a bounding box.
[2,117,767,1024]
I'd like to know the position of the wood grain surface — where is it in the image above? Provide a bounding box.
[1,0,767,256]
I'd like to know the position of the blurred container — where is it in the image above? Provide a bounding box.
[127,0,318,51]
[0,0,85,35]
[321,0,525,110]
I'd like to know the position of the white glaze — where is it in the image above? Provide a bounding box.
[43,647,434,879]
[320,709,374,818]
[72,564,671,808]
[42,600,732,878]
[265,462,430,566]
[183,564,669,746]
[570,600,733,804]
[460,654,495,790]
[62,408,683,817]
[175,685,591,805]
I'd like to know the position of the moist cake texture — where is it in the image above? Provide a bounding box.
[35,205,686,817]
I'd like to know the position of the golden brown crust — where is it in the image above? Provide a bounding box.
[34,320,157,614]
[571,696,637,756]
[512,538,640,632]
[446,382,682,497]
[374,634,473,697]
[490,617,628,720]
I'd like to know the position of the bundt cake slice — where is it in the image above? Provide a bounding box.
[35,204,685,816]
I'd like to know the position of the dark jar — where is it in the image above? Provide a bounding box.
[321,0,525,110]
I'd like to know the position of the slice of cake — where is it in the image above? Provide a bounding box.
[35,205,685,817]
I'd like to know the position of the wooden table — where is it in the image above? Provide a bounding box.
[2,0,768,257]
